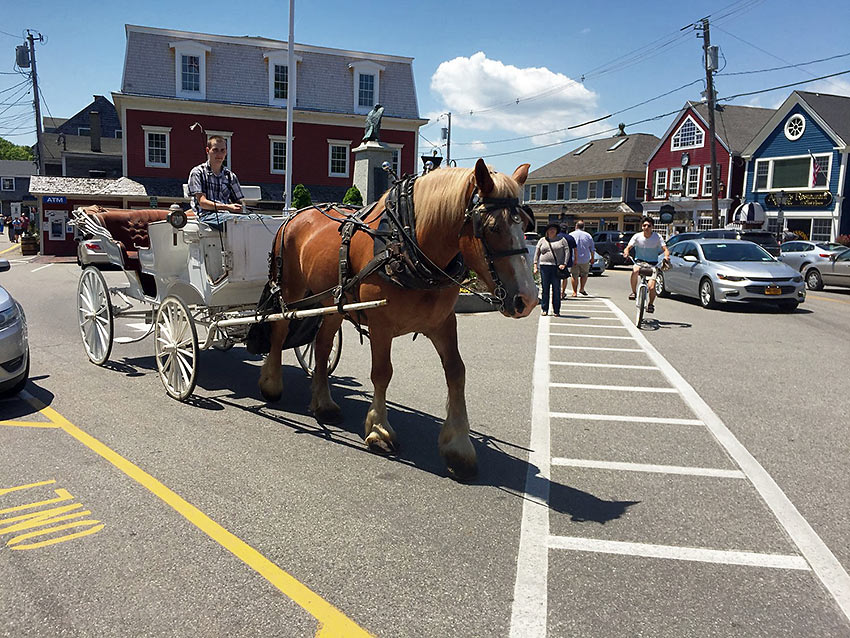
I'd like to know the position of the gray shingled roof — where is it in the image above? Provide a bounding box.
[29,176,148,197]
[796,91,850,145]
[40,133,123,162]
[528,133,660,181]
[690,102,775,154]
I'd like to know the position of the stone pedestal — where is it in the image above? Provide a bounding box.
[352,141,394,204]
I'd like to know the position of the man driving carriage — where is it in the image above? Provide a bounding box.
[188,135,247,229]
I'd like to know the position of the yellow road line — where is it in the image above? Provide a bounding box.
[0,244,21,256]
[807,294,850,306]
[0,420,61,428]
[20,392,373,638]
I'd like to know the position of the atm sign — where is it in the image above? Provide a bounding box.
[44,196,67,204]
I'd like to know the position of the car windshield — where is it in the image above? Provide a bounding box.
[701,242,774,262]
[742,232,779,246]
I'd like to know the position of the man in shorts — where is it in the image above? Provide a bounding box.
[568,220,595,297]
[623,216,669,313]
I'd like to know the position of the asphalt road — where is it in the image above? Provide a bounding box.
[1,236,849,637]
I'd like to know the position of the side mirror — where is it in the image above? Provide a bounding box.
[683,255,699,263]
[0,258,10,273]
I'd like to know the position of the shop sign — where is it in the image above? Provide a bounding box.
[44,196,67,204]
[765,191,832,208]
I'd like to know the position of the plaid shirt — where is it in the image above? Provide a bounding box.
[188,161,244,215]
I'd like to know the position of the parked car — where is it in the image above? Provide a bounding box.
[590,251,606,276]
[697,229,781,257]
[656,239,805,311]
[665,232,701,248]
[779,240,848,277]
[76,236,112,268]
[0,259,29,397]
[591,230,635,269]
[799,247,850,291]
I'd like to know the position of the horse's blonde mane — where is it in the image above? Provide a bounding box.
[410,166,521,233]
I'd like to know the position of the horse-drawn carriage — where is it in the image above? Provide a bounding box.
[71,205,379,400]
[72,159,538,479]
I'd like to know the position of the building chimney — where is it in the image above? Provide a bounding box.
[90,111,101,152]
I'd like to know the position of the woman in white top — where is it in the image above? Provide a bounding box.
[533,222,571,316]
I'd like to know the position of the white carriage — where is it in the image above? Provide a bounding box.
[72,202,381,401]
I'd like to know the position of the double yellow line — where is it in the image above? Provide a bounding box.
[3,393,374,638]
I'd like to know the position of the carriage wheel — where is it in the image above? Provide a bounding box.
[295,327,343,376]
[154,296,199,401]
[77,266,113,365]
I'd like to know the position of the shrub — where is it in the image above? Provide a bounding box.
[291,184,312,209]
[342,185,363,207]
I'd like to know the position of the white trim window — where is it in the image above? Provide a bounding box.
[556,183,565,200]
[753,153,831,191]
[264,51,302,107]
[1,177,14,191]
[811,218,832,242]
[541,184,549,200]
[384,143,403,177]
[569,182,578,200]
[269,136,287,175]
[529,185,537,201]
[78,127,90,136]
[143,125,171,168]
[653,169,667,198]
[754,160,769,190]
[169,40,211,100]
[702,164,721,196]
[348,61,385,115]
[636,179,646,201]
[669,168,683,193]
[328,139,351,177]
[588,181,598,199]
[686,166,700,197]
[671,116,705,150]
[602,179,613,199]
[207,130,233,170]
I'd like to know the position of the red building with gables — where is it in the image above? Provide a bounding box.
[643,102,774,232]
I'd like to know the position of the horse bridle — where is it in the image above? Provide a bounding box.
[463,192,534,310]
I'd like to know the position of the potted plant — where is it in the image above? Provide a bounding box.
[19,227,39,256]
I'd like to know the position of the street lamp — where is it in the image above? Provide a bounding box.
[775,189,786,242]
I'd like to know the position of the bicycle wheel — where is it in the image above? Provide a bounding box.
[634,284,647,327]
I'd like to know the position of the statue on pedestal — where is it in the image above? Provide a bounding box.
[362,104,384,143]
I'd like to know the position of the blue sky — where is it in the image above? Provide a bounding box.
[3,0,850,176]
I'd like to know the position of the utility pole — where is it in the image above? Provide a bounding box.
[26,30,45,175]
[442,112,452,165]
[697,18,720,227]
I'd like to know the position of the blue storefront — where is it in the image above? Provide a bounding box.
[741,91,849,242]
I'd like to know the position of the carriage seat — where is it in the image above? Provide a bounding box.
[82,205,169,272]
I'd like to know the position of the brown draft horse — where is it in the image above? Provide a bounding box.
[259,159,538,479]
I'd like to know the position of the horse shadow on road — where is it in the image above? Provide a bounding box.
[102,350,636,525]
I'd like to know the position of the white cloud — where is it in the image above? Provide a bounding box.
[803,77,850,97]
[428,52,603,144]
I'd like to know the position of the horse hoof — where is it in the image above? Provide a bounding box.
[260,387,281,403]
[365,432,399,455]
[445,455,478,482]
[314,405,343,425]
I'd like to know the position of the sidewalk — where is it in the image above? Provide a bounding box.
[0,227,21,258]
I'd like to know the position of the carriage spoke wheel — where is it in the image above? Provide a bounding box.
[295,328,343,376]
[77,266,113,365]
[154,296,199,401]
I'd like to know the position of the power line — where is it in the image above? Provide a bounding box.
[717,68,850,102]
[718,51,850,76]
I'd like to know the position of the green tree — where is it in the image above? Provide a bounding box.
[342,185,363,207]
[0,137,35,161]
[291,184,312,209]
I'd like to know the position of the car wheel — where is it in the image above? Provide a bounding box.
[805,268,823,291]
[602,253,613,269]
[656,271,669,297]
[779,301,799,312]
[699,278,717,309]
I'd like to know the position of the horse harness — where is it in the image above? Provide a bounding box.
[266,174,533,321]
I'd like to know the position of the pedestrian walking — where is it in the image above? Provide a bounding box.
[556,224,578,300]
[569,220,596,297]
[19,214,29,237]
[11,216,22,243]
[534,222,572,316]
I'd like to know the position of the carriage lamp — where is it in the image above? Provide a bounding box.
[168,204,188,229]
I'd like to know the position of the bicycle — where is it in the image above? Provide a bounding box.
[628,257,669,328]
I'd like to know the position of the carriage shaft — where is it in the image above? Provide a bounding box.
[214,299,387,328]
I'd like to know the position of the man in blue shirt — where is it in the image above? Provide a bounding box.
[188,135,246,229]
[568,220,596,297]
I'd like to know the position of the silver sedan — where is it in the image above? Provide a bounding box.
[0,258,29,396]
[778,240,847,285]
[656,239,806,311]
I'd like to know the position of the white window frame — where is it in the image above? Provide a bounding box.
[169,40,211,100]
[143,125,172,168]
[556,183,565,200]
[264,51,302,107]
[569,182,578,200]
[669,168,683,193]
[348,61,385,115]
[636,179,646,201]
[671,116,705,151]
[654,169,667,198]
[206,130,233,171]
[602,179,613,199]
[754,160,769,191]
[541,184,549,200]
[529,185,538,201]
[588,181,598,200]
[753,153,832,192]
[328,139,351,177]
[78,127,90,136]
[1,177,14,191]
[702,164,720,196]
[269,135,288,175]
[811,218,832,242]
[383,142,403,177]
[686,166,700,197]
[784,114,806,141]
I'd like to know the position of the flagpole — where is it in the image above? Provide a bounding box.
[284,0,295,211]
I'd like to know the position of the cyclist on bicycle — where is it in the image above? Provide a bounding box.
[623,216,670,314]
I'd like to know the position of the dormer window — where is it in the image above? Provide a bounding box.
[264,51,302,107]
[348,61,385,115]
[169,40,211,100]
[671,116,705,150]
